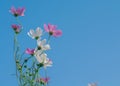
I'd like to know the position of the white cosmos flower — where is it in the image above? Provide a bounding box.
[44,57,53,68]
[37,39,50,51]
[35,53,52,68]
[88,83,97,86]
[28,27,42,40]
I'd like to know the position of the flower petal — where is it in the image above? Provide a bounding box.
[44,24,49,32]
[53,30,62,37]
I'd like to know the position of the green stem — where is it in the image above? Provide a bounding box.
[19,52,25,61]
[21,56,33,68]
[16,17,22,26]
[14,34,18,76]
[47,35,51,44]
[44,69,49,86]
[13,34,20,86]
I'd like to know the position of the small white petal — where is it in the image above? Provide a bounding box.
[36,27,42,36]
[43,44,50,50]
[37,40,42,46]
[41,39,46,45]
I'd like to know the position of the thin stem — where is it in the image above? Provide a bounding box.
[19,52,25,61]
[13,34,20,85]
[44,69,49,86]
[47,35,51,44]
[13,34,17,76]
[21,56,33,68]
[16,17,22,26]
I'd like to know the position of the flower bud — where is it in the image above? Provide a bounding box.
[16,60,19,63]
[24,65,27,68]
[24,59,28,63]
[37,63,43,68]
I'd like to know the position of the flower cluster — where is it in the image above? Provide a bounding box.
[10,6,62,86]
[10,6,25,34]
[27,27,53,69]
[10,6,96,86]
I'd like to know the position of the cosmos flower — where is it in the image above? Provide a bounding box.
[40,77,50,84]
[37,39,50,51]
[11,24,21,34]
[44,24,62,37]
[36,77,50,85]
[25,48,35,55]
[43,57,52,68]
[28,27,43,40]
[35,53,52,68]
[10,6,25,17]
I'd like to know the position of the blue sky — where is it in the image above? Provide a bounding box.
[1,0,120,86]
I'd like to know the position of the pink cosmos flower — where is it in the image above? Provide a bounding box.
[11,24,21,34]
[44,24,62,37]
[10,6,25,17]
[25,48,35,55]
[40,77,49,83]
[36,77,50,84]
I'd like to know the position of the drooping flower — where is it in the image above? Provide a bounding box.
[10,6,25,17]
[25,48,35,55]
[35,53,52,68]
[88,83,97,86]
[11,24,21,34]
[44,24,62,37]
[43,58,52,68]
[37,39,50,51]
[28,27,43,40]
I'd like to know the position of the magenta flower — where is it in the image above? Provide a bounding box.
[25,48,35,55]
[11,24,21,34]
[38,77,50,84]
[10,6,25,17]
[40,77,50,83]
[44,24,62,37]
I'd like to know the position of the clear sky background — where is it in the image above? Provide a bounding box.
[0,0,120,86]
